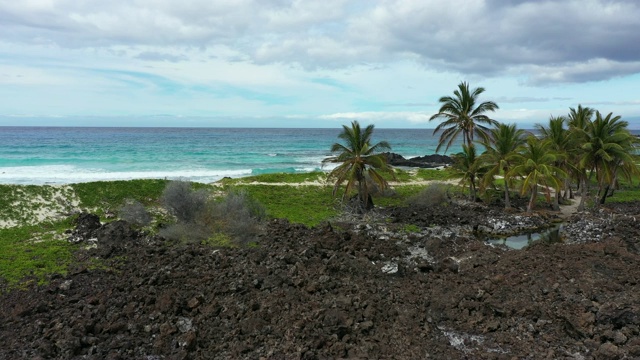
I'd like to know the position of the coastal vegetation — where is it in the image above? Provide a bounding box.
[0,167,458,288]
[430,83,640,212]
[1,82,639,291]
[429,81,499,153]
[322,120,395,213]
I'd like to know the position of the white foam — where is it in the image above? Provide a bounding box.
[0,165,253,185]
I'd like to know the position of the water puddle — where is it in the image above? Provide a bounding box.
[485,224,563,249]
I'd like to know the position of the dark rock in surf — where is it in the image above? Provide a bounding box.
[383,152,453,168]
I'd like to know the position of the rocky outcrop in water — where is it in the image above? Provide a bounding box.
[384,152,453,168]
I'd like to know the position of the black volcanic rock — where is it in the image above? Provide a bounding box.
[383,152,453,168]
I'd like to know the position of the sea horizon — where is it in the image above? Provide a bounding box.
[2,126,638,186]
[0,127,455,185]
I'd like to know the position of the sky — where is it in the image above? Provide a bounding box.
[1,0,639,129]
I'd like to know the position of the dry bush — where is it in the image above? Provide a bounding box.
[204,190,266,245]
[408,182,451,208]
[118,200,152,227]
[161,180,208,223]
[159,182,265,245]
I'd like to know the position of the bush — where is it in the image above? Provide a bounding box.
[161,180,208,223]
[204,190,266,245]
[159,182,265,246]
[118,200,152,227]
[407,182,451,208]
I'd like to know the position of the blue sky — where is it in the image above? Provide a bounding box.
[1,0,639,128]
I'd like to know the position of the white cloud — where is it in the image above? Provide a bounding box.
[0,0,639,126]
[2,0,639,83]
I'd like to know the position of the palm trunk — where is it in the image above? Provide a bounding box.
[527,184,537,213]
[469,178,477,201]
[599,184,610,205]
[563,178,571,200]
[503,180,511,209]
[356,170,372,213]
[553,189,560,211]
[577,177,588,211]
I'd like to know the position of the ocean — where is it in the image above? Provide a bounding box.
[0,127,454,185]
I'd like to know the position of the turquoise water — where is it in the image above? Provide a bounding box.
[0,127,454,184]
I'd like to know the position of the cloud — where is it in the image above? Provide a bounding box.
[135,51,188,62]
[1,0,640,87]
[494,96,573,104]
[527,59,640,84]
[320,111,431,124]
[584,100,640,106]
[354,0,640,83]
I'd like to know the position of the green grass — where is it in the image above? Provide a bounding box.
[219,171,327,185]
[401,224,422,233]
[71,179,170,215]
[234,185,338,227]
[606,189,640,203]
[0,220,77,288]
[382,167,456,183]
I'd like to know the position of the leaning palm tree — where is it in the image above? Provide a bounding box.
[322,121,394,213]
[479,123,527,209]
[429,81,499,154]
[509,136,566,213]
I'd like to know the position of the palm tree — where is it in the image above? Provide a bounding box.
[452,144,482,201]
[567,105,595,132]
[509,136,566,213]
[535,116,572,209]
[579,111,639,205]
[429,81,499,154]
[479,123,527,209]
[322,121,394,213]
[567,105,595,211]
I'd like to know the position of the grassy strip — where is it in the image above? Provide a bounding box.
[219,171,327,185]
[607,189,640,203]
[233,185,338,227]
[2,171,639,288]
[71,179,170,215]
[0,220,77,288]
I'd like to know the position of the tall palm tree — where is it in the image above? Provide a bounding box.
[535,116,572,209]
[322,121,394,213]
[429,81,499,154]
[580,111,639,205]
[452,144,482,201]
[479,123,527,209]
[509,136,566,213]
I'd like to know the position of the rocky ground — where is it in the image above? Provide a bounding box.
[1,200,640,359]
